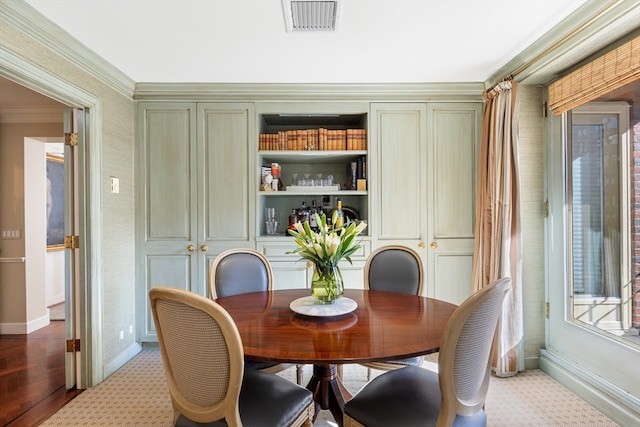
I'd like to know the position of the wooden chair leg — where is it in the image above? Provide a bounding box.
[296,364,304,384]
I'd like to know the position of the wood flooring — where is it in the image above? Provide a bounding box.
[0,321,82,426]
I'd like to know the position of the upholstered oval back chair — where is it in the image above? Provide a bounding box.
[360,245,425,378]
[149,286,314,427]
[209,248,303,384]
[343,277,512,427]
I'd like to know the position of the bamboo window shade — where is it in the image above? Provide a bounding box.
[548,34,640,115]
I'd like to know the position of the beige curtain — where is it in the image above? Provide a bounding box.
[472,80,523,377]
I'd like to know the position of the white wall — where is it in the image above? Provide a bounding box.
[24,137,49,331]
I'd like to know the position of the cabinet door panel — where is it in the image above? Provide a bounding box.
[272,262,311,290]
[199,104,252,242]
[432,108,477,238]
[145,107,196,240]
[426,103,481,300]
[372,104,427,241]
[339,261,365,289]
[143,255,194,336]
[138,103,199,341]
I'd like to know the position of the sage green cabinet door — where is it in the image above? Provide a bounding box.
[137,102,198,339]
[197,104,252,243]
[371,103,428,243]
[271,261,311,290]
[138,102,254,340]
[371,102,480,301]
[197,103,254,301]
[426,102,481,304]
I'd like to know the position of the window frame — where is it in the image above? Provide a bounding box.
[566,101,633,339]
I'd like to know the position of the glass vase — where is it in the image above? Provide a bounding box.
[311,265,344,304]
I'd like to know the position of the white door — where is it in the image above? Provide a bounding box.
[63,108,83,389]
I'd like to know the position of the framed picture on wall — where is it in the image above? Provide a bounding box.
[46,154,64,251]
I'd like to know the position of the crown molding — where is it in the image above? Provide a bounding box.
[0,1,136,99]
[0,105,66,123]
[486,0,640,87]
[134,82,485,102]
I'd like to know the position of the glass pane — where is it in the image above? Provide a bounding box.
[571,116,620,298]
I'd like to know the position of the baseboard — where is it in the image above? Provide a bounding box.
[0,314,50,334]
[524,354,539,370]
[103,342,142,378]
[540,348,640,426]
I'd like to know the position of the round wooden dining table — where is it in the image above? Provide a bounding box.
[216,288,457,426]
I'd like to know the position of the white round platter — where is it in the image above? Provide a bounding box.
[289,296,357,317]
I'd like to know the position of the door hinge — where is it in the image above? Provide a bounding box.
[66,339,81,352]
[543,201,549,217]
[65,235,80,249]
[545,302,550,319]
[542,102,548,118]
[65,132,78,146]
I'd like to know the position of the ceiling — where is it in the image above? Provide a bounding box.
[21,0,588,84]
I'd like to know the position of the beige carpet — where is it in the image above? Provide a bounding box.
[40,349,618,426]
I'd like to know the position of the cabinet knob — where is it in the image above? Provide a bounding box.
[418,242,425,249]
[306,261,313,268]
[430,242,438,249]
[187,245,195,252]
[200,244,208,252]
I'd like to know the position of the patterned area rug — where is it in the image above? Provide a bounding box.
[40,349,618,426]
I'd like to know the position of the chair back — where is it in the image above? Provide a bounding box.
[149,286,244,425]
[365,245,423,295]
[437,277,511,426]
[209,248,273,299]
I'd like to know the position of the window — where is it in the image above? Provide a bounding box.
[568,102,634,341]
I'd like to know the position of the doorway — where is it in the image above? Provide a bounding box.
[0,77,80,421]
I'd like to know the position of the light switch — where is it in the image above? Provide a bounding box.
[110,177,120,194]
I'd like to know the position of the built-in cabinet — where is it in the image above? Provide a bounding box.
[136,102,253,340]
[136,98,481,340]
[254,102,371,290]
[371,102,481,303]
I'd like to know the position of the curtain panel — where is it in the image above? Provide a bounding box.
[472,80,524,377]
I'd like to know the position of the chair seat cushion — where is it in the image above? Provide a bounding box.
[344,365,486,427]
[176,370,313,426]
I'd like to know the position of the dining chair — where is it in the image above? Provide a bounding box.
[359,245,425,380]
[343,277,512,427]
[209,248,303,384]
[149,286,314,427]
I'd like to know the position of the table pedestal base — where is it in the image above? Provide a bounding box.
[306,364,353,427]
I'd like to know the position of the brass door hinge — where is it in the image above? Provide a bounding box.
[65,132,78,146]
[65,235,80,249]
[66,339,81,352]
[543,201,549,217]
[545,302,550,319]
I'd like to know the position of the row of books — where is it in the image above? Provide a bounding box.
[259,128,367,151]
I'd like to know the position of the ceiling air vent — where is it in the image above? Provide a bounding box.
[282,1,341,32]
